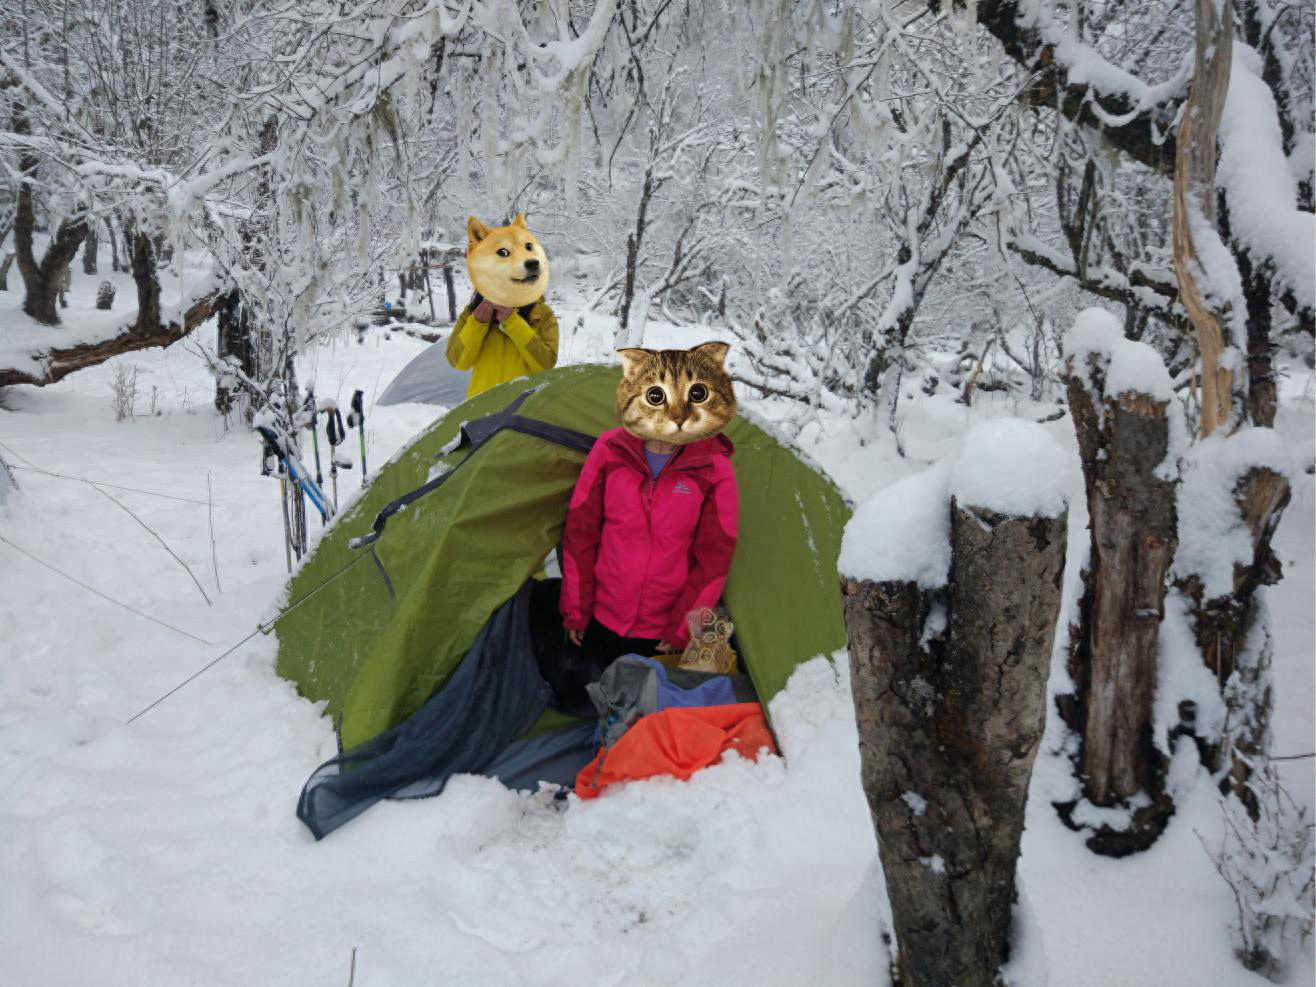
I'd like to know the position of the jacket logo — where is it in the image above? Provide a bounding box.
[672,481,692,495]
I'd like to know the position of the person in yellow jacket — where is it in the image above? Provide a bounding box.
[447,214,559,398]
[446,296,559,399]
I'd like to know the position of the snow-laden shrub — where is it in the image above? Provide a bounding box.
[1200,764,1315,981]
[109,362,139,422]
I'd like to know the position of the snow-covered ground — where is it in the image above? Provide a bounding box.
[1,272,1312,985]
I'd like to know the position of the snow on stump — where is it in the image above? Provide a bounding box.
[96,280,115,310]
[840,420,1068,987]
[1170,428,1290,814]
[1057,307,1183,855]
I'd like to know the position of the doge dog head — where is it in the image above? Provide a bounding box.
[466,213,550,309]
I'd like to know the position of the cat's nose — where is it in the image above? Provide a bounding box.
[524,258,541,272]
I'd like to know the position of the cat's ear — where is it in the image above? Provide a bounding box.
[467,216,490,246]
[511,212,527,229]
[616,348,649,378]
[691,341,730,369]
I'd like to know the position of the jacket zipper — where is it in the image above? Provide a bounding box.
[637,445,686,636]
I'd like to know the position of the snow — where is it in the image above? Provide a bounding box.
[901,791,928,816]
[0,264,1311,986]
[947,418,1071,519]
[1064,307,1175,403]
[838,417,1069,585]
[1218,44,1316,312]
[0,240,219,384]
[838,462,951,587]
[1173,427,1292,599]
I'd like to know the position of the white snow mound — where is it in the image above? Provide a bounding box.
[838,463,951,587]
[839,417,1069,585]
[1064,307,1174,402]
[1173,426,1292,598]
[948,418,1071,519]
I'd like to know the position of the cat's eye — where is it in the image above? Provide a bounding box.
[646,386,666,406]
[689,384,709,403]
[525,242,534,251]
[497,247,510,257]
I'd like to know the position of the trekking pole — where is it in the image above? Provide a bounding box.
[304,391,325,527]
[279,472,295,570]
[259,427,293,573]
[305,390,324,487]
[256,425,334,526]
[325,404,349,511]
[347,389,368,487]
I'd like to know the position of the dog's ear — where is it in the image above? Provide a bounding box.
[691,340,730,369]
[616,348,650,378]
[467,216,490,246]
[511,212,527,229]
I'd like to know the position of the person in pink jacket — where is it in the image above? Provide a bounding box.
[560,427,739,660]
[559,343,739,669]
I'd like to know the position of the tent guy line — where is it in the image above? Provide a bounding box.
[125,549,375,725]
[0,461,212,507]
[0,533,213,646]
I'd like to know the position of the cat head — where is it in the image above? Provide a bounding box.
[615,342,736,445]
[466,213,549,308]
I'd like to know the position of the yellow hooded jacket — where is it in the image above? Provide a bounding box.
[445,299,559,399]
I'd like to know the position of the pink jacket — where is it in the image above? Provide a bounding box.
[560,427,739,647]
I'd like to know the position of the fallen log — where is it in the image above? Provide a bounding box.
[0,291,221,389]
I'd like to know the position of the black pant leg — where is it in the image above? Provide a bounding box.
[582,620,661,666]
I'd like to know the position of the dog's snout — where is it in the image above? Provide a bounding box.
[524,258,541,272]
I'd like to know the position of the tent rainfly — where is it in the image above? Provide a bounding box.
[275,364,850,837]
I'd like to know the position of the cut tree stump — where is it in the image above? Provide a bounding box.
[844,499,1066,987]
[1057,340,1179,854]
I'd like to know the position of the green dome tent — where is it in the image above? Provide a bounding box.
[275,364,849,833]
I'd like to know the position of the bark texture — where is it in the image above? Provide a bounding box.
[1172,0,1238,437]
[129,228,162,334]
[1059,362,1178,853]
[844,502,1066,987]
[82,221,98,275]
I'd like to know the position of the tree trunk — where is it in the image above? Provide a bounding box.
[443,263,456,321]
[106,217,121,272]
[1174,465,1290,814]
[215,288,260,417]
[1058,360,1178,854]
[82,220,98,275]
[130,229,162,334]
[844,502,1066,987]
[11,102,87,325]
[1172,0,1239,437]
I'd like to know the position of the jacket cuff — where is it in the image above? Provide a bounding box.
[562,613,590,633]
[664,621,691,649]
